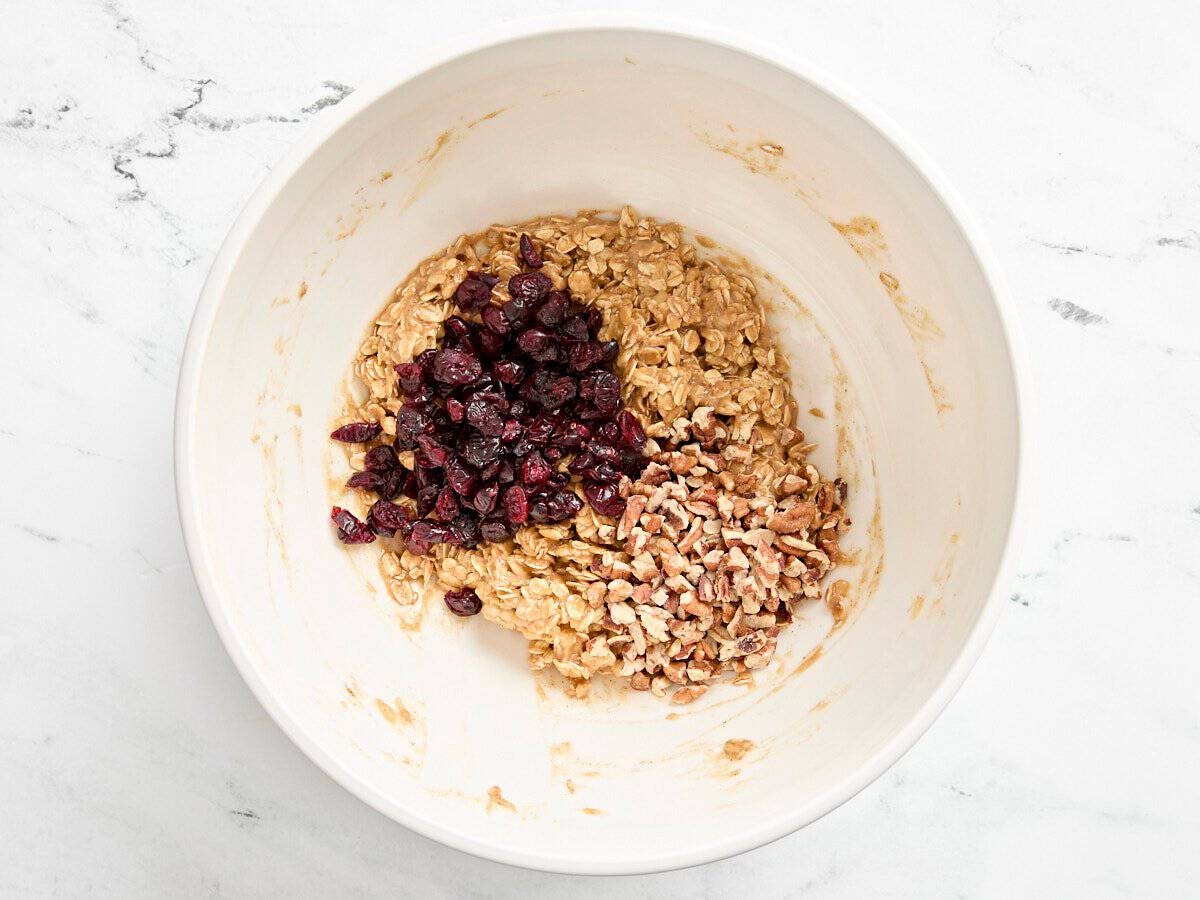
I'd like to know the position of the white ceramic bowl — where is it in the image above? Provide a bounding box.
[175,19,1023,875]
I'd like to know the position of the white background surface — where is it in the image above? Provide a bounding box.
[2,1,1198,896]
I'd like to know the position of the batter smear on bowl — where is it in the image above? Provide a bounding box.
[330,208,848,703]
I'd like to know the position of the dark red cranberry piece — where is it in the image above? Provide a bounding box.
[346,470,384,492]
[586,308,603,334]
[454,276,493,313]
[543,446,564,462]
[509,399,533,421]
[472,482,499,515]
[481,305,510,335]
[435,486,460,520]
[368,499,411,534]
[519,233,544,269]
[503,484,529,524]
[587,460,623,483]
[432,347,482,386]
[394,362,427,394]
[416,485,439,517]
[558,315,589,342]
[598,339,619,364]
[516,327,558,362]
[331,506,376,543]
[477,329,506,358]
[496,459,515,484]
[466,398,504,436]
[502,296,536,325]
[405,519,437,554]
[581,371,621,414]
[568,450,596,476]
[364,445,398,472]
[620,451,648,478]
[595,421,620,446]
[555,421,590,449]
[469,270,499,288]
[380,469,404,500]
[509,271,553,303]
[443,316,476,343]
[446,459,477,496]
[530,489,583,524]
[590,439,620,462]
[525,414,555,444]
[462,434,503,467]
[451,514,482,548]
[500,419,523,442]
[480,517,514,543]
[446,397,466,422]
[330,422,382,443]
[416,435,450,467]
[396,403,435,436]
[520,451,552,486]
[584,481,626,517]
[492,360,523,386]
[567,341,603,371]
[541,376,577,410]
[617,410,647,451]
[534,292,570,327]
[478,460,502,481]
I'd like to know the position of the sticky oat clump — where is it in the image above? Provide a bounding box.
[336,207,848,702]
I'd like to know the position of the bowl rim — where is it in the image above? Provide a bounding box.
[174,13,1028,876]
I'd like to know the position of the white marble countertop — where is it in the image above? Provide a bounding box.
[3,1,1198,896]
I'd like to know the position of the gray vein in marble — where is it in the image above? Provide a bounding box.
[1157,232,1200,251]
[1009,592,1030,606]
[17,525,61,543]
[1030,238,1116,258]
[1048,297,1106,325]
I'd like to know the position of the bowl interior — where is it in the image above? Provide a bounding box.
[181,28,1019,872]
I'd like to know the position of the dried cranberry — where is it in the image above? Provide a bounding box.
[406,519,439,555]
[364,445,398,472]
[516,327,558,363]
[520,451,552,486]
[469,270,499,288]
[595,421,620,446]
[555,421,590,448]
[395,362,427,394]
[451,514,482,548]
[503,484,529,524]
[558,315,589,343]
[330,422,382,443]
[446,459,477,496]
[443,316,476,343]
[617,410,647,451]
[480,517,513,543]
[496,459,515,484]
[508,271,553,303]
[540,376,577,410]
[519,233,544,268]
[416,435,450,467]
[493,359,525,385]
[446,397,466,422]
[530,489,583,524]
[502,296,536,325]
[581,371,621,414]
[416,485,439,517]
[435,486,460,520]
[346,470,385,492]
[454,276,493,312]
[466,397,504,436]
[432,347,482,386]
[368,499,411,534]
[477,329,506,358]
[587,460,623,483]
[472,483,499,515]
[462,434,502,468]
[534,292,569,327]
[500,419,523,442]
[482,305,510,335]
[568,451,596,476]
[598,339,619,364]
[567,341,603,371]
[330,506,376,543]
[584,481,625,517]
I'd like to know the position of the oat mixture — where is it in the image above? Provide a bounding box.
[332,208,848,703]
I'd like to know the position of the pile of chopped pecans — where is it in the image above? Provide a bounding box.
[580,407,847,703]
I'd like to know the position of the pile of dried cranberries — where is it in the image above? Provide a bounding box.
[329,233,648,556]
